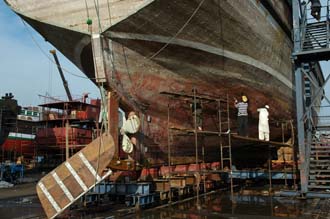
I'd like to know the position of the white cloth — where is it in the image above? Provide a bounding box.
[122,134,134,153]
[257,107,269,136]
[121,114,140,134]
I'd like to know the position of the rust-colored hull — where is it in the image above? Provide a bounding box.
[36,127,93,149]
[5,0,300,164]
[2,138,35,155]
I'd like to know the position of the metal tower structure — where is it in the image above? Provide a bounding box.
[292,0,330,195]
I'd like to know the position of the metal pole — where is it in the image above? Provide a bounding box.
[194,88,198,165]
[218,100,223,170]
[293,0,302,53]
[0,109,3,163]
[193,88,200,209]
[202,144,206,193]
[49,50,73,101]
[327,0,330,48]
[167,101,172,203]
[227,94,234,202]
[268,146,272,193]
[66,121,69,161]
[282,122,288,187]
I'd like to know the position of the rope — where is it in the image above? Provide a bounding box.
[20,19,93,80]
[149,0,205,59]
[93,0,103,33]
[106,0,113,26]
[84,0,90,19]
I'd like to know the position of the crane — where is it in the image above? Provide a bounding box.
[49,50,73,101]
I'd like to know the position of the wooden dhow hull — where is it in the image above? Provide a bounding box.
[5,0,313,163]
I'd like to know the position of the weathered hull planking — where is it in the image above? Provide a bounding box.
[5,0,301,164]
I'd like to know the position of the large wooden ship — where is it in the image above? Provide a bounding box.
[5,0,322,165]
[5,1,328,217]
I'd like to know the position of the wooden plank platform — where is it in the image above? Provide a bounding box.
[36,133,115,219]
[231,134,292,147]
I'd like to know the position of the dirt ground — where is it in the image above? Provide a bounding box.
[0,182,37,200]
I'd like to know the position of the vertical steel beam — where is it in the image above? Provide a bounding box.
[295,65,308,194]
[293,0,309,194]
[293,0,301,53]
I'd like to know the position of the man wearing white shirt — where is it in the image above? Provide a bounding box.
[257,105,270,141]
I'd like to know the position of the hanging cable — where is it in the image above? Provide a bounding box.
[20,18,94,80]
[84,0,90,20]
[106,0,113,26]
[93,0,103,33]
[149,0,205,59]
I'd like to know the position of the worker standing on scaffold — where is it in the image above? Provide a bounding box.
[234,95,248,137]
[257,105,270,141]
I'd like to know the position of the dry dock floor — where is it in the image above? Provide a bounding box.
[0,187,330,218]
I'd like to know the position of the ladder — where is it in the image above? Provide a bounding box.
[218,94,233,196]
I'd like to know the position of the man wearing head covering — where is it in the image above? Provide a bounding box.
[234,95,249,136]
[257,105,270,141]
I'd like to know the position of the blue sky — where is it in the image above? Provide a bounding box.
[0,1,100,107]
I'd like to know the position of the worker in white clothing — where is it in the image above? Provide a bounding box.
[257,105,270,141]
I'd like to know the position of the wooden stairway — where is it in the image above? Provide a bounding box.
[36,133,115,219]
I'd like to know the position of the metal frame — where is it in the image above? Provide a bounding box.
[293,0,330,195]
[162,90,233,202]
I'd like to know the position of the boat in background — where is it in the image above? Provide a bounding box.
[0,94,39,161]
[0,93,20,146]
[36,95,101,164]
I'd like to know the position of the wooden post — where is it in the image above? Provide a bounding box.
[108,92,119,157]
[66,121,69,160]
